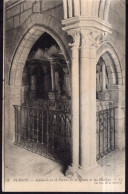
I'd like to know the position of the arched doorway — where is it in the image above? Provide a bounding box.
[96,51,119,161]
[13,31,72,166]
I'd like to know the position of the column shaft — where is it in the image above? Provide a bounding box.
[68,0,73,18]
[102,63,106,91]
[63,0,68,19]
[73,0,80,16]
[80,46,90,167]
[50,63,55,91]
[79,45,97,168]
[71,46,79,167]
[89,47,97,166]
[80,0,87,16]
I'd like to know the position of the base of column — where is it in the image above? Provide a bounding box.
[77,163,102,179]
[65,165,80,178]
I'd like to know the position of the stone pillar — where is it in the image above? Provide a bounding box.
[73,0,80,16]
[89,45,97,167]
[49,60,55,92]
[65,30,80,176]
[79,30,101,172]
[115,85,125,150]
[80,0,87,16]
[62,14,112,177]
[9,86,21,143]
[68,0,73,18]
[63,0,68,19]
[79,31,90,167]
[102,62,106,92]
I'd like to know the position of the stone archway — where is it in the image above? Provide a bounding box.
[96,41,123,85]
[96,41,125,151]
[9,24,71,142]
[9,25,71,87]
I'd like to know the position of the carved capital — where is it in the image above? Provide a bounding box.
[68,29,80,47]
[80,29,108,48]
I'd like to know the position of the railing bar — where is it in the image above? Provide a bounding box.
[36,110,39,143]
[46,110,49,157]
[52,114,55,156]
[23,107,27,147]
[14,106,18,144]
[99,114,100,159]
[114,108,115,149]
[32,112,35,151]
[103,111,105,157]
[19,106,22,146]
[17,105,71,114]
[107,109,109,153]
[41,110,44,145]
[110,109,112,151]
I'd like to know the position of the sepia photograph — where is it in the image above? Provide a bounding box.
[3,0,125,192]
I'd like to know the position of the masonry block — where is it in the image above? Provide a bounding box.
[33,2,41,13]
[6,4,20,19]
[36,13,44,24]
[20,9,32,25]
[118,78,123,85]
[115,64,122,73]
[34,29,43,36]
[51,5,63,21]
[23,1,34,11]
[21,3,24,12]
[25,39,35,49]
[25,16,33,29]
[42,13,51,26]
[41,0,62,12]
[49,17,58,30]
[14,15,20,28]
[117,72,123,79]
[6,17,13,31]
[30,13,38,24]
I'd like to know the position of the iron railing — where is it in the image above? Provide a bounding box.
[96,107,117,160]
[14,105,72,165]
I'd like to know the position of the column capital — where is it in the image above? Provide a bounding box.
[80,28,108,48]
[48,57,56,65]
[68,29,80,47]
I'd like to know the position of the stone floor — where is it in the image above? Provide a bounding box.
[3,142,125,192]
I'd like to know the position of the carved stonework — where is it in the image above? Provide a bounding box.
[67,28,108,48]
[80,29,108,47]
[68,29,80,47]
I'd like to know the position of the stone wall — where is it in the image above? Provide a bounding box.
[107,0,125,149]
[5,0,71,142]
[108,0,125,84]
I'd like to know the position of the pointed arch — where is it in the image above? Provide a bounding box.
[96,41,123,85]
[9,13,71,86]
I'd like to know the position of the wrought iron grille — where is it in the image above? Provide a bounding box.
[96,107,117,160]
[14,105,72,165]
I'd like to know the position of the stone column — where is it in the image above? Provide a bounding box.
[79,30,90,167]
[9,85,21,143]
[79,30,101,172]
[49,60,55,92]
[68,0,73,18]
[80,0,87,16]
[63,0,68,19]
[102,62,106,92]
[66,30,80,176]
[73,0,80,16]
[115,85,125,150]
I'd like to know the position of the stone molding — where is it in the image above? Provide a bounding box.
[62,16,112,33]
